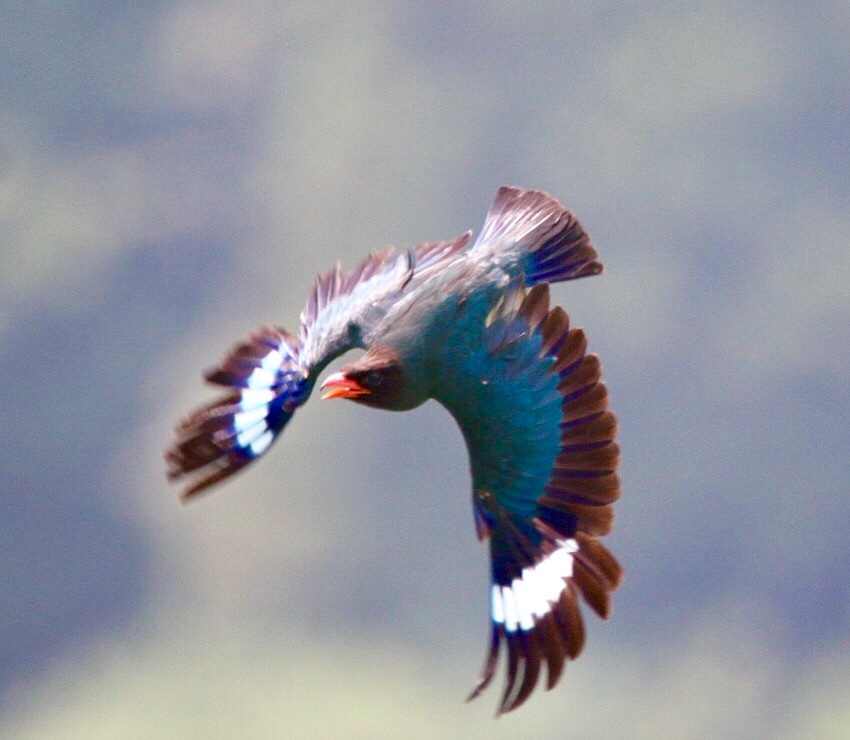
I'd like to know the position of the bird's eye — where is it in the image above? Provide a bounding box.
[365,370,383,387]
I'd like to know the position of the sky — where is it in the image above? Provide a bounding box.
[1,2,849,738]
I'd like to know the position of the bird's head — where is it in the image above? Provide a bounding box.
[321,344,423,411]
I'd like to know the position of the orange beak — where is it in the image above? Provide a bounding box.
[320,372,371,400]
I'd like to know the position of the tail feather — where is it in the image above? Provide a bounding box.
[528,207,601,285]
[474,186,602,286]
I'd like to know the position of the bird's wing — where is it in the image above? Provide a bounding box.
[436,281,621,715]
[471,186,602,286]
[298,233,471,369]
[166,234,472,499]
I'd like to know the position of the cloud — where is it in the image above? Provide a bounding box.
[714,208,850,382]
[0,123,143,332]
[787,641,850,738]
[4,603,832,738]
[527,3,791,202]
[3,619,469,739]
[0,117,252,350]
[150,1,283,109]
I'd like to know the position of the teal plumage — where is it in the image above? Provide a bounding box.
[166,186,621,714]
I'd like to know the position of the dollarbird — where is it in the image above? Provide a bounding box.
[166,186,622,714]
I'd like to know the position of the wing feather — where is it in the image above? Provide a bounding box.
[437,282,621,714]
[167,233,472,498]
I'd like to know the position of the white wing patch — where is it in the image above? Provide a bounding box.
[247,429,274,457]
[260,349,284,372]
[245,367,277,389]
[232,407,267,433]
[237,389,276,411]
[491,538,578,634]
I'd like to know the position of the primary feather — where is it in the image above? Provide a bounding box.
[165,186,621,714]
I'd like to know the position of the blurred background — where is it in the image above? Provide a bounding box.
[1,2,848,738]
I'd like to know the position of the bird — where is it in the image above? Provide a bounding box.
[165,186,622,715]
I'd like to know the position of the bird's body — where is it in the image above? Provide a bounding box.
[167,187,621,714]
[368,256,508,404]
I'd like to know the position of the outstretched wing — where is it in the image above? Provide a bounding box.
[166,234,471,499]
[166,325,308,498]
[435,282,622,715]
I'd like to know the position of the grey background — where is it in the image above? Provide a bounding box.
[1,3,848,737]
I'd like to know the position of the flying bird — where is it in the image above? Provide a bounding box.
[166,186,622,714]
